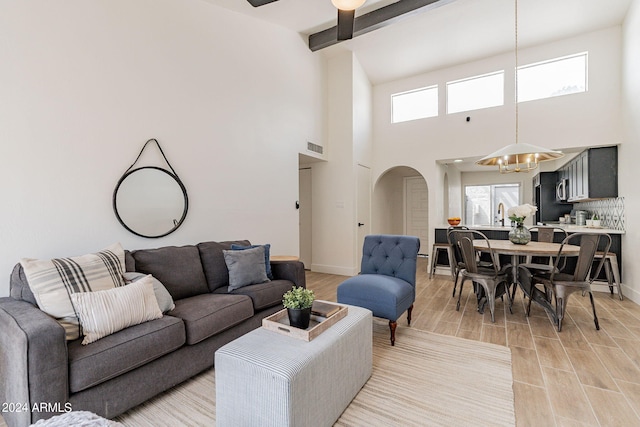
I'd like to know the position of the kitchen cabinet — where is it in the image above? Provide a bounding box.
[561,146,617,202]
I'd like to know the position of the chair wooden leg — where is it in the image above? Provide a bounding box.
[407,304,413,326]
[389,320,397,346]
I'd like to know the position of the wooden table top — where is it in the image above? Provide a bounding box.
[270,255,300,262]
[473,240,581,256]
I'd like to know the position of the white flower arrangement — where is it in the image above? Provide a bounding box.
[507,204,538,224]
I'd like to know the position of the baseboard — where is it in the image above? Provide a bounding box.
[592,281,638,303]
[310,264,357,277]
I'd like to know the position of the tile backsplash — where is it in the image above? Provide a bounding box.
[574,197,625,231]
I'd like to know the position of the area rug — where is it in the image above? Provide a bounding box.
[115,320,515,426]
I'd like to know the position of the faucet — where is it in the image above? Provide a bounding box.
[497,203,505,226]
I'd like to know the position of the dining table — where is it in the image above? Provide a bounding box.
[472,239,581,318]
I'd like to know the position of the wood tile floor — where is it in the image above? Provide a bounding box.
[307,258,640,426]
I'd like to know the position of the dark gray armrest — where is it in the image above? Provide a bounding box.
[271,261,306,289]
[0,298,68,427]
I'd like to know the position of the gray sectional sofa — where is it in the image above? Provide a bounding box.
[0,240,306,427]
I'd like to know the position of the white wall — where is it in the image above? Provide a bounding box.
[372,26,622,257]
[620,0,640,302]
[309,52,373,275]
[0,0,324,296]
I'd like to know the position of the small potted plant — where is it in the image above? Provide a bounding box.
[592,213,601,228]
[282,286,315,329]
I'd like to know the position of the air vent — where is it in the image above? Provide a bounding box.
[307,142,323,154]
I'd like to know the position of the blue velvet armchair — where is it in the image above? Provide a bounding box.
[337,234,420,345]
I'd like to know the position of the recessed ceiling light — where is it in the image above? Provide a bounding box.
[453,159,463,163]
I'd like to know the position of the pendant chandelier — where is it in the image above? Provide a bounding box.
[476,0,563,173]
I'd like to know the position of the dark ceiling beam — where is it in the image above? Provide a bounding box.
[309,0,456,52]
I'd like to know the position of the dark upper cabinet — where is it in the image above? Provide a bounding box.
[562,146,618,202]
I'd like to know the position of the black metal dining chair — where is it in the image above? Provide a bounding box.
[447,227,493,298]
[521,226,569,273]
[453,230,512,323]
[447,227,471,297]
[528,232,611,332]
[518,226,569,306]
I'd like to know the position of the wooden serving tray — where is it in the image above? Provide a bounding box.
[262,301,348,342]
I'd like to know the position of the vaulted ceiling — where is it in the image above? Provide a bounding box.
[203,0,632,85]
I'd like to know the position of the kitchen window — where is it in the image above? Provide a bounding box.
[464,184,520,226]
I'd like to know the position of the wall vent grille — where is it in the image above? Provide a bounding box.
[307,142,323,154]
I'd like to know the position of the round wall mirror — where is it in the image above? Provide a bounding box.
[113,166,188,238]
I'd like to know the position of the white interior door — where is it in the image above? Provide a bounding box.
[404,176,428,253]
[298,168,312,269]
[357,165,371,270]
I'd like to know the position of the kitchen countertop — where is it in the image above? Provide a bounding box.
[438,224,625,235]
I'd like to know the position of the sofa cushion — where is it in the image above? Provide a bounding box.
[19,243,126,341]
[124,250,136,272]
[68,315,185,393]
[168,294,253,345]
[223,246,269,291]
[197,240,251,292]
[71,279,163,345]
[214,279,293,311]
[131,245,208,301]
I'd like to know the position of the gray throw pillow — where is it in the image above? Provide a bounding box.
[230,243,273,279]
[223,246,269,291]
[123,272,175,313]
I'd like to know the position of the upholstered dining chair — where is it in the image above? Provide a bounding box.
[529,232,611,332]
[453,230,513,323]
[337,234,420,346]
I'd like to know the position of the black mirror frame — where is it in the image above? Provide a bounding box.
[113,139,189,238]
[112,166,189,239]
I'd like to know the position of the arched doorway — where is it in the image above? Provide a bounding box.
[373,166,429,253]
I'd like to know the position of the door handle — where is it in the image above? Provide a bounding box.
[358,222,365,227]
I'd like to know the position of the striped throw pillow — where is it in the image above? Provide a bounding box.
[71,277,162,345]
[20,243,126,340]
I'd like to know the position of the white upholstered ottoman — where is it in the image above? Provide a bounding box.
[215,305,372,427]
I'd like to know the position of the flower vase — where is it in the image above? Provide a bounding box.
[509,223,531,245]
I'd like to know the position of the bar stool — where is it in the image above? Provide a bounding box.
[593,251,623,300]
[429,242,453,279]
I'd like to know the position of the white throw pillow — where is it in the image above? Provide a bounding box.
[21,243,126,340]
[123,272,175,313]
[71,278,163,345]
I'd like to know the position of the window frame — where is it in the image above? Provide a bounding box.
[517,52,588,103]
[390,85,439,124]
[464,183,521,226]
[446,70,505,115]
